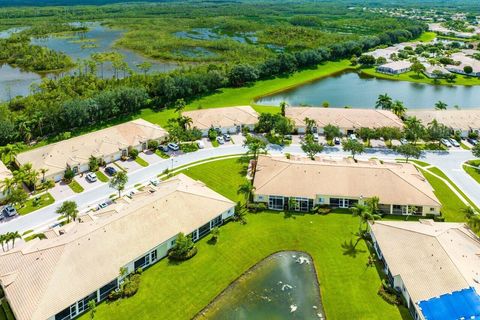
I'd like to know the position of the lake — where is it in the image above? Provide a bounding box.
[0,23,177,101]
[256,71,480,109]
[197,252,324,320]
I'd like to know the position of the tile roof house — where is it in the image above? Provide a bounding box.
[182,106,259,135]
[253,155,441,215]
[285,107,404,134]
[370,220,480,320]
[0,174,235,320]
[376,60,413,75]
[15,119,168,182]
[407,109,480,137]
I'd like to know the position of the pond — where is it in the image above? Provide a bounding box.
[0,23,177,101]
[256,71,480,109]
[174,27,258,44]
[197,252,324,320]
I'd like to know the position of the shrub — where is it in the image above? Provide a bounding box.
[148,140,159,150]
[129,149,139,159]
[123,274,141,298]
[108,290,122,301]
[208,128,218,141]
[378,286,399,305]
[169,246,198,261]
[63,168,75,183]
[180,143,199,153]
[168,233,197,261]
[246,202,267,212]
[314,204,332,215]
[434,215,445,222]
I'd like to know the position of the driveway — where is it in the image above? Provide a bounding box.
[74,174,104,191]
[115,158,142,172]
[49,181,75,201]
[139,150,163,165]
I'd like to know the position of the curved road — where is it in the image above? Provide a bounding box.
[0,144,478,234]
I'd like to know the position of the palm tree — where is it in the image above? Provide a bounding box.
[435,101,447,110]
[56,201,79,223]
[0,234,6,252]
[375,93,393,110]
[351,204,381,231]
[8,231,21,248]
[174,98,186,115]
[1,177,16,197]
[1,143,20,165]
[391,100,407,118]
[280,101,287,116]
[366,196,380,214]
[304,117,316,134]
[237,182,255,206]
[178,115,193,130]
[463,206,476,219]
[39,168,49,183]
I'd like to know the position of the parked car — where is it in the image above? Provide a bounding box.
[284,134,292,141]
[97,202,108,210]
[150,179,159,186]
[333,137,341,145]
[449,138,460,147]
[196,140,205,149]
[223,133,231,142]
[400,138,408,145]
[167,142,180,151]
[86,172,97,182]
[158,144,169,152]
[2,205,17,218]
[217,136,225,144]
[349,134,357,141]
[468,138,478,146]
[441,138,452,147]
[105,166,117,176]
[313,133,319,142]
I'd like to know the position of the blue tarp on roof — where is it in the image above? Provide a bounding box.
[418,287,480,320]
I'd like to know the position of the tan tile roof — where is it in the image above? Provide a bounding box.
[253,155,440,207]
[0,161,12,181]
[378,60,413,71]
[407,109,480,131]
[182,106,259,130]
[15,119,167,178]
[0,174,234,320]
[286,107,404,130]
[370,220,480,302]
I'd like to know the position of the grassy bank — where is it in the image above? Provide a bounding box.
[361,67,480,87]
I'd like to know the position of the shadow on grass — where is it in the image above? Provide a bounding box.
[341,239,365,257]
[207,237,218,245]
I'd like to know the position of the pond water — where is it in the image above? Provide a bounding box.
[198,252,324,320]
[0,23,177,101]
[256,71,480,109]
[174,27,257,44]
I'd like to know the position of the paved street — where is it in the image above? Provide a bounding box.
[0,144,478,235]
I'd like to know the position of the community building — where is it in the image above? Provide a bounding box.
[15,119,168,182]
[285,107,404,135]
[182,106,259,136]
[407,110,480,137]
[0,161,12,201]
[0,174,235,320]
[376,61,412,74]
[252,155,441,215]
[370,220,480,320]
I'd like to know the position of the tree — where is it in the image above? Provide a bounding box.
[174,98,186,115]
[351,204,381,232]
[109,171,128,197]
[169,233,195,259]
[357,127,375,145]
[88,300,96,319]
[243,135,267,160]
[304,117,316,134]
[322,101,330,108]
[88,156,99,172]
[366,196,380,214]
[358,55,376,66]
[137,61,152,77]
[8,187,28,208]
[375,94,393,110]
[342,139,365,161]
[427,119,451,146]
[39,168,48,183]
[1,177,16,198]
[410,61,426,76]
[7,231,21,248]
[301,134,324,159]
[280,101,287,116]
[472,143,480,158]
[463,65,473,74]
[404,116,425,144]
[237,181,255,206]
[210,227,219,242]
[396,143,421,162]
[391,100,407,118]
[323,124,342,140]
[350,55,358,66]
[0,234,6,252]
[228,64,258,87]
[435,101,448,110]
[56,201,78,223]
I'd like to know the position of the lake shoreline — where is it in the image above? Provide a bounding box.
[193,250,324,320]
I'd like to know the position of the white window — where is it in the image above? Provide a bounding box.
[318,197,324,204]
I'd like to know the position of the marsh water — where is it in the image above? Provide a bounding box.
[256,71,480,109]
[199,252,324,320]
[0,23,177,101]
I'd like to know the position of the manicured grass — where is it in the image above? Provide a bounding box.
[154,149,170,159]
[410,159,430,167]
[361,67,480,86]
[467,160,480,166]
[80,212,405,320]
[463,164,480,184]
[419,169,467,222]
[17,193,54,215]
[460,142,471,150]
[211,139,219,147]
[95,170,109,183]
[417,31,436,43]
[134,157,149,167]
[113,162,127,172]
[68,180,84,193]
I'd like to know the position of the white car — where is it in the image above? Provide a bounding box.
[197,140,205,149]
[86,172,97,182]
[441,138,452,147]
[313,133,319,142]
[167,142,180,151]
[449,138,460,147]
[216,136,225,144]
[400,138,408,145]
[349,134,357,141]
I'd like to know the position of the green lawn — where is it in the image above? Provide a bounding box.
[417,31,436,42]
[154,149,170,159]
[410,160,430,167]
[463,164,480,184]
[361,67,480,87]
[79,157,408,320]
[95,170,109,183]
[17,193,54,215]
[460,142,471,150]
[68,180,84,193]
[134,157,149,167]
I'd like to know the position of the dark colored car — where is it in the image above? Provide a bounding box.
[105,166,117,176]
[158,145,170,152]
[468,138,478,146]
